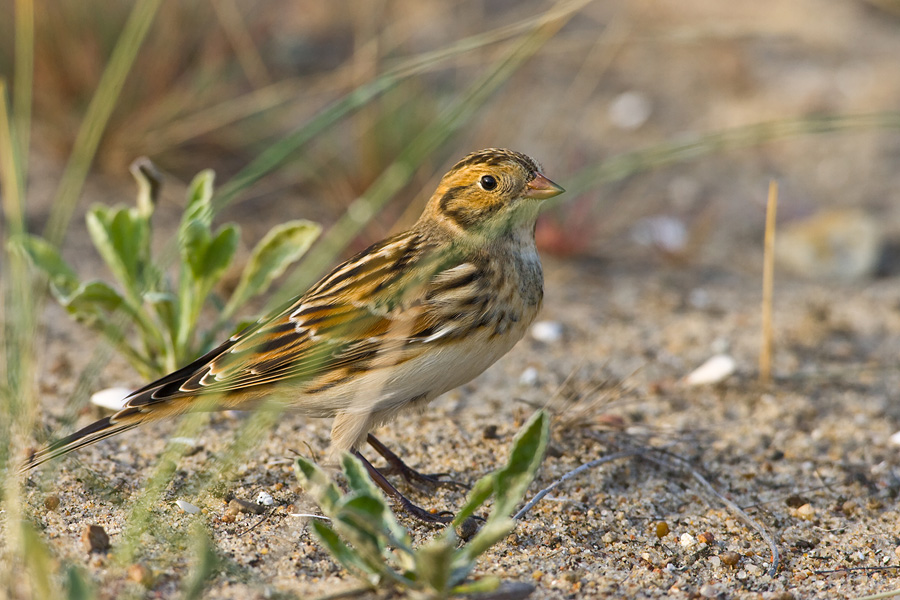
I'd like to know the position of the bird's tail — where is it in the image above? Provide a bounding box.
[20,407,146,473]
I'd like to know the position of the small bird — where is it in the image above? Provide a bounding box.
[24,148,564,521]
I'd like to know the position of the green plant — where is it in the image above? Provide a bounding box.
[294,410,549,598]
[11,161,321,378]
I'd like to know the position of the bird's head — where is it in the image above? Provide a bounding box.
[422,148,564,238]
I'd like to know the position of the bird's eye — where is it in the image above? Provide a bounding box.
[479,175,498,191]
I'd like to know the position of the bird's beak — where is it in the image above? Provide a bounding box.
[524,172,565,199]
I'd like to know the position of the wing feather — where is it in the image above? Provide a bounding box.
[124,231,487,408]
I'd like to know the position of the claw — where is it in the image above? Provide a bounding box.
[367,434,468,491]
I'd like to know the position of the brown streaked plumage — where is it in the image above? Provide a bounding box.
[23,148,564,521]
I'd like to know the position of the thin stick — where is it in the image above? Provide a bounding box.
[642,451,781,577]
[512,450,640,521]
[759,180,778,384]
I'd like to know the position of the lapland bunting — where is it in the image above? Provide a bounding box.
[25,148,564,521]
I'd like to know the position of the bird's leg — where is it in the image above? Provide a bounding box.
[352,450,454,524]
[366,434,466,490]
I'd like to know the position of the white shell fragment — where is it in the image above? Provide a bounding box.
[680,533,696,548]
[609,91,652,130]
[631,215,688,255]
[90,387,132,411]
[175,500,200,514]
[256,491,274,506]
[685,354,736,386]
[889,431,900,446]
[530,321,563,344]
[519,367,539,386]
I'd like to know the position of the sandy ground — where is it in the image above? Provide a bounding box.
[11,0,900,598]
[21,254,900,599]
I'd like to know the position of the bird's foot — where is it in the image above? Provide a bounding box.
[367,434,467,490]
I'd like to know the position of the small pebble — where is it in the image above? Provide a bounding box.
[655,521,670,539]
[230,498,266,515]
[519,366,539,386]
[720,551,741,566]
[90,387,132,411]
[175,500,201,514]
[530,321,563,344]
[256,491,274,506]
[44,494,60,511]
[127,563,152,586]
[889,430,900,446]
[482,424,499,440]
[697,532,715,545]
[699,583,719,598]
[680,533,696,548]
[222,507,239,523]
[795,503,815,520]
[81,524,110,553]
[455,517,480,541]
[685,354,736,386]
[785,494,810,508]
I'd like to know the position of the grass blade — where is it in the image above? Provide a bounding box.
[267,0,588,308]
[566,112,900,200]
[43,0,162,246]
[13,0,33,178]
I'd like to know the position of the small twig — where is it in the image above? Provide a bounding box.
[235,507,277,537]
[513,450,640,520]
[814,566,900,575]
[289,513,331,521]
[759,179,778,384]
[642,451,780,577]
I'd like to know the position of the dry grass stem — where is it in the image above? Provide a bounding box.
[759,180,778,383]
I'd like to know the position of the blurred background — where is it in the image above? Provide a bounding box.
[3,0,900,281]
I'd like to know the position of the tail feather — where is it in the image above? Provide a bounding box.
[20,407,145,473]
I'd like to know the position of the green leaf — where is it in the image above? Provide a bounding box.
[59,280,126,316]
[449,576,502,596]
[451,474,494,527]
[491,410,549,519]
[8,234,80,294]
[21,521,60,600]
[294,457,343,514]
[339,454,413,554]
[63,565,95,600]
[341,453,384,497]
[182,169,215,230]
[180,218,211,279]
[224,220,320,318]
[200,224,239,284]
[413,532,457,594]
[455,518,516,568]
[86,205,148,294]
[182,524,219,600]
[311,520,381,584]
